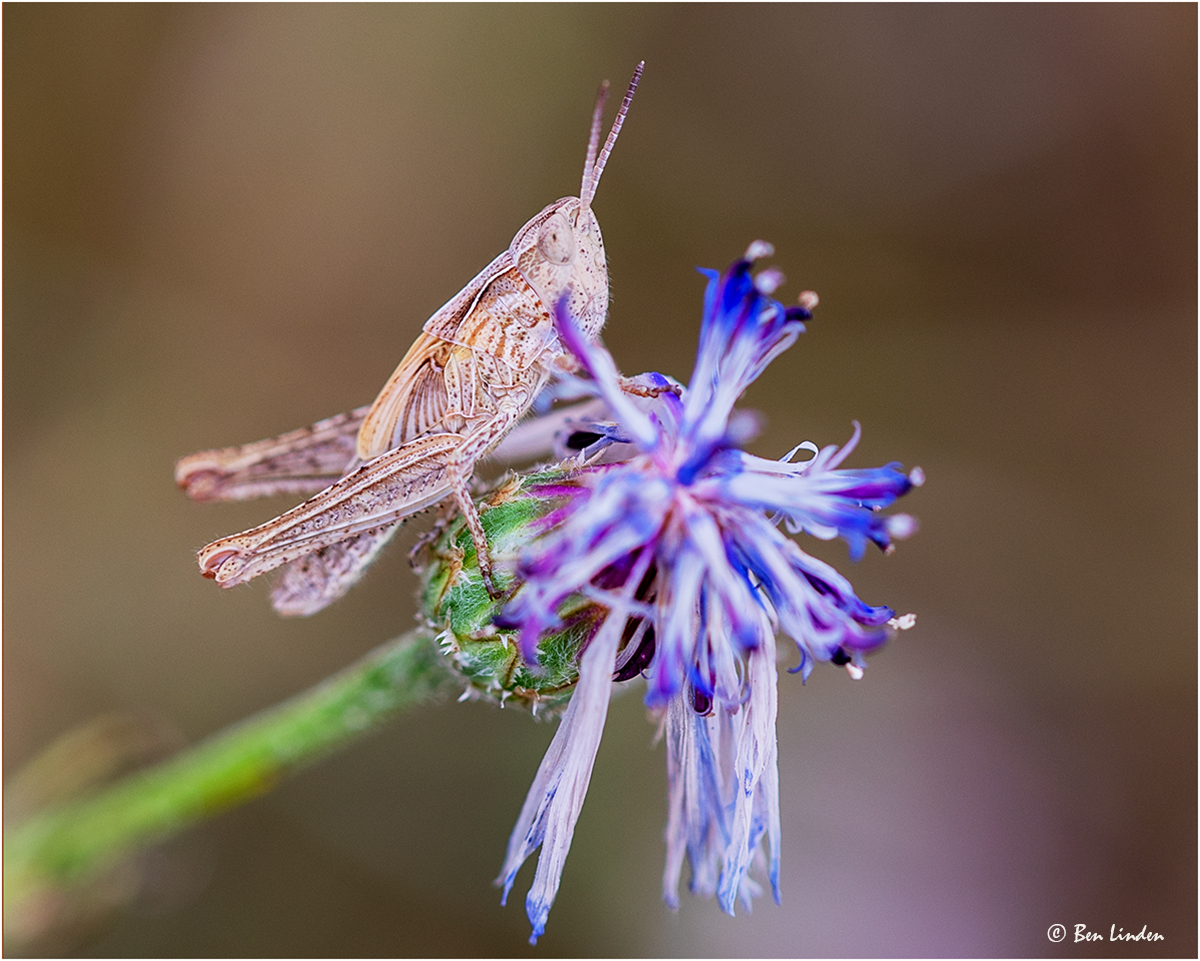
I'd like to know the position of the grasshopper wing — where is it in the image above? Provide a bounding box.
[357,261,554,464]
[356,332,454,460]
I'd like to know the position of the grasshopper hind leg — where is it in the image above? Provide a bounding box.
[270,522,404,616]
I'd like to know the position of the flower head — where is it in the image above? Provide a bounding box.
[428,244,921,943]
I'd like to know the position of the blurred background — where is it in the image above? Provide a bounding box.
[5,5,1195,957]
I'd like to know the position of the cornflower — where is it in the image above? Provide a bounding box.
[494,241,923,943]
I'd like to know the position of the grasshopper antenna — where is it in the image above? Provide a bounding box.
[581,60,643,210]
[580,80,610,206]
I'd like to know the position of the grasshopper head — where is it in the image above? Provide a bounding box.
[512,197,608,343]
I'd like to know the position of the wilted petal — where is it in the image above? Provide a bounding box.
[497,609,626,943]
[717,629,780,913]
[663,691,728,909]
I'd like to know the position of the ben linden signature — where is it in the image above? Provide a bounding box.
[1047,923,1165,943]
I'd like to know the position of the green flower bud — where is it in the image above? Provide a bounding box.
[415,468,595,715]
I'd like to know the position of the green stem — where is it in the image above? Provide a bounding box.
[4,629,453,936]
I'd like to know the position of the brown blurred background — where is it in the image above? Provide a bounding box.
[5,4,1195,957]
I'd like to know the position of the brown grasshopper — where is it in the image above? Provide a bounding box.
[176,63,645,615]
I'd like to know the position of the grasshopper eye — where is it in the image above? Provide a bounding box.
[537,213,575,265]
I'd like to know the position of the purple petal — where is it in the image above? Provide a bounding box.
[553,295,660,451]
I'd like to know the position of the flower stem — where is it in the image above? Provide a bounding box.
[4,629,452,940]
